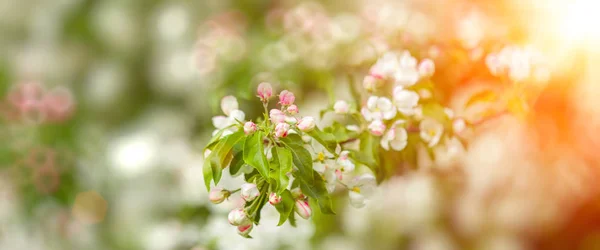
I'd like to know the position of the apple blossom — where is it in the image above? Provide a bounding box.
[333,100,350,114]
[270,109,286,124]
[393,51,420,86]
[369,52,400,79]
[269,193,282,205]
[240,183,260,201]
[347,174,376,208]
[295,200,312,219]
[237,224,253,237]
[420,118,444,147]
[228,208,250,226]
[275,122,291,138]
[336,151,355,173]
[381,122,408,151]
[361,96,396,121]
[243,121,257,134]
[279,90,295,106]
[418,58,435,77]
[297,116,316,132]
[393,87,419,115]
[287,104,298,114]
[368,120,386,136]
[212,96,246,136]
[257,82,273,101]
[209,187,230,204]
[221,95,239,116]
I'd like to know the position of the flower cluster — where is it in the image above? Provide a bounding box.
[360,51,445,150]
[485,45,550,83]
[205,83,340,237]
[205,51,466,237]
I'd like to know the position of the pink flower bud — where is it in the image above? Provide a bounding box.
[270,109,286,124]
[221,96,239,116]
[257,82,273,101]
[243,121,257,134]
[237,223,253,237]
[241,183,260,201]
[287,104,298,114]
[275,122,291,138]
[279,90,295,106]
[297,116,316,132]
[418,59,435,77]
[269,193,282,205]
[453,118,467,134]
[295,200,312,219]
[209,187,229,204]
[368,120,386,136]
[228,208,249,226]
[333,100,350,114]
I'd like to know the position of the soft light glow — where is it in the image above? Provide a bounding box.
[556,0,600,45]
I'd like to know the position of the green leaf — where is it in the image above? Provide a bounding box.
[252,193,268,225]
[280,134,313,181]
[350,132,378,169]
[288,210,297,227]
[308,128,338,154]
[294,170,335,214]
[208,131,245,184]
[229,139,246,176]
[205,129,225,150]
[243,132,270,178]
[274,190,294,226]
[324,122,358,143]
[203,157,213,190]
[271,147,292,193]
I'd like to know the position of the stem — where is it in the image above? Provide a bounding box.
[263,102,270,127]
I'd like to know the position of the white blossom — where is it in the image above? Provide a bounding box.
[361,96,396,121]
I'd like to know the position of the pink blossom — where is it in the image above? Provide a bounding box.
[257,82,273,101]
[243,121,257,134]
[279,90,295,106]
[275,122,291,138]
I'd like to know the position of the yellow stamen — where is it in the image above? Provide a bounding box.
[352,187,361,193]
[318,152,325,162]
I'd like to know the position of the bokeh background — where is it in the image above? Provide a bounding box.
[1,0,600,249]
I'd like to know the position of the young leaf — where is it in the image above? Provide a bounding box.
[243,132,270,179]
[209,131,245,184]
[205,129,225,150]
[272,147,293,193]
[229,139,246,176]
[252,193,268,225]
[274,190,294,226]
[203,156,213,190]
[288,210,297,227]
[295,170,335,214]
[280,134,313,181]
